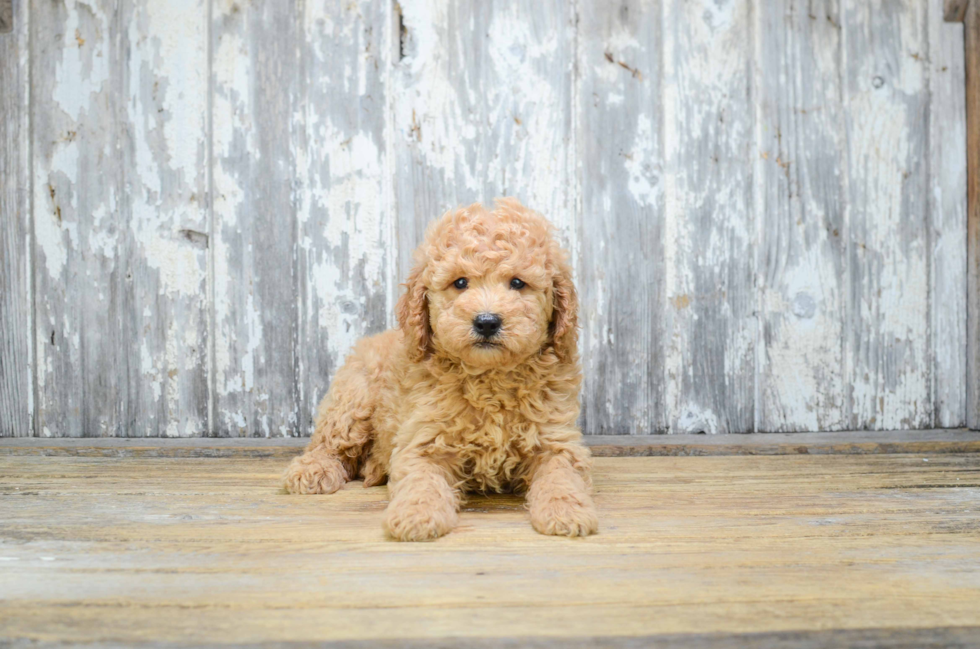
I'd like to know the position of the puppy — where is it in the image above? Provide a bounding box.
[283,198,597,541]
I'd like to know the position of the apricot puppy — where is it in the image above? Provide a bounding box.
[283,198,597,541]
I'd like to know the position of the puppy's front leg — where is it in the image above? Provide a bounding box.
[526,446,598,538]
[383,451,460,542]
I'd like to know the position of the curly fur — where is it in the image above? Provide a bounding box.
[283,198,597,541]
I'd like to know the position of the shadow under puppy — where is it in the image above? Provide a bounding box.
[283,198,597,541]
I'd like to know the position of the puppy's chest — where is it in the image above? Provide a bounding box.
[450,385,537,458]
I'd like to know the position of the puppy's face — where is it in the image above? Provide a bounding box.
[397,200,578,369]
[427,263,553,369]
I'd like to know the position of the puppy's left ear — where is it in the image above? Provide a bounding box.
[396,262,432,362]
[550,256,579,362]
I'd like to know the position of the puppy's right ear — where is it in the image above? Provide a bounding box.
[396,262,432,362]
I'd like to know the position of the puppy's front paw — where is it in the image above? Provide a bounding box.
[529,493,598,537]
[282,453,348,495]
[383,498,458,542]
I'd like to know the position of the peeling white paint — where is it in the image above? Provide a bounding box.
[141,339,162,403]
[323,137,385,284]
[624,114,659,208]
[675,404,721,435]
[845,0,931,430]
[33,193,67,281]
[20,0,969,437]
[662,0,754,431]
[928,0,969,427]
[51,1,110,122]
[144,238,205,297]
[211,0,259,431]
[240,293,263,394]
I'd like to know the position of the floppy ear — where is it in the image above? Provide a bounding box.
[550,257,579,362]
[396,262,432,362]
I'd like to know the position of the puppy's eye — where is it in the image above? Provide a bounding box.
[509,278,526,290]
[453,278,468,290]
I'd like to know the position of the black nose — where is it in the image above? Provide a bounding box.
[473,313,502,338]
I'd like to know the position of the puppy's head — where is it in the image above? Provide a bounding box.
[396,198,578,369]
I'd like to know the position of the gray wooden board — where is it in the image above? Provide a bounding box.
[930,0,969,428]
[30,0,210,437]
[755,0,847,432]
[662,0,756,434]
[28,0,104,438]
[294,0,392,435]
[392,0,576,281]
[843,0,932,430]
[120,0,211,437]
[576,0,666,435]
[2,0,974,436]
[0,0,32,436]
[965,1,980,430]
[212,0,394,437]
[212,0,301,436]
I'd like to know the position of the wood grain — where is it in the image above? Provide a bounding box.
[755,0,847,432]
[31,0,114,437]
[576,0,666,435]
[3,0,976,436]
[295,0,393,436]
[121,0,211,437]
[211,0,301,436]
[391,0,576,281]
[930,0,969,427]
[2,453,979,645]
[843,0,932,430]
[662,0,756,433]
[31,0,210,437]
[0,0,31,436]
[966,1,980,430]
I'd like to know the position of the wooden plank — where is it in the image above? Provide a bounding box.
[0,0,32,436]
[31,0,210,437]
[31,0,113,437]
[4,430,979,458]
[755,0,847,431]
[211,0,300,436]
[842,0,932,430]
[12,0,974,438]
[930,0,969,427]
[662,0,755,433]
[295,0,392,435]
[121,0,211,437]
[2,454,980,644]
[966,2,980,430]
[576,0,665,434]
[391,0,575,279]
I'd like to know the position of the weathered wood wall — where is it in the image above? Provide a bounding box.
[0,0,973,436]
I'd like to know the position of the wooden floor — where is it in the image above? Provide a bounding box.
[2,444,980,647]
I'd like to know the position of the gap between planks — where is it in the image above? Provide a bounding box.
[0,430,978,458]
[3,628,980,649]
